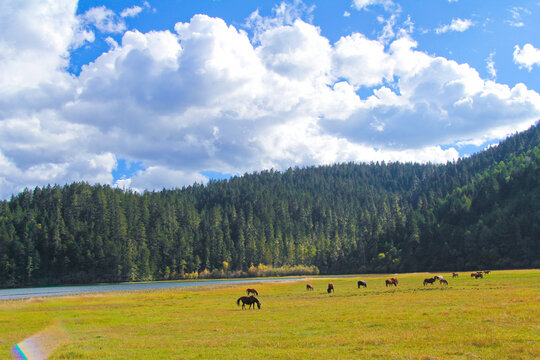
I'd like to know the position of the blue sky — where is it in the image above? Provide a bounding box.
[0,0,539,198]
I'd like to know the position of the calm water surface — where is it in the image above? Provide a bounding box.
[0,278,304,300]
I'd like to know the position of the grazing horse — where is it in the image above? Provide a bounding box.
[357,280,367,288]
[471,272,483,279]
[391,278,399,285]
[306,284,314,291]
[327,283,335,293]
[385,279,397,287]
[423,277,437,286]
[434,275,444,281]
[483,270,491,274]
[237,295,261,310]
[439,279,448,285]
[246,288,259,296]
[452,272,459,278]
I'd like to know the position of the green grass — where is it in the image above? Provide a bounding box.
[1,270,539,359]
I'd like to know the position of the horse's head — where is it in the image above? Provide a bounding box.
[256,301,261,309]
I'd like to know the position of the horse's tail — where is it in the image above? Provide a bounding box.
[237,297,241,306]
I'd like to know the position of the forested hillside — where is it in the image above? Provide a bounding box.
[1,124,539,287]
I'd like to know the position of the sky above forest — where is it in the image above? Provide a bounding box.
[1,0,540,198]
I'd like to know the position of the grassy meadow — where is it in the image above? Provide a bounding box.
[0,270,539,359]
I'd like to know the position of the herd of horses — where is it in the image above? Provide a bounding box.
[237,271,491,309]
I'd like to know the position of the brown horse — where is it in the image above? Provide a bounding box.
[471,272,483,279]
[391,278,399,285]
[385,279,397,287]
[306,284,314,291]
[357,280,367,288]
[483,270,491,274]
[440,279,448,285]
[246,288,259,296]
[452,272,459,278]
[423,277,436,286]
[237,295,261,310]
[327,283,335,293]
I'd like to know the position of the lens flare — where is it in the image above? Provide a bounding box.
[11,324,68,360]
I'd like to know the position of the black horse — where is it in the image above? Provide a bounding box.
[237,295,261,310]
[423,277,436,286]
[327,283,335,293]
[246,288,259,296]
[357,280,367,288]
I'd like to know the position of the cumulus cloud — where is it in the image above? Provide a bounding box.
[1,1,540,198]
[333,33,393,87]
[513,43,540,71]
[321,36,540,148]
[435,18,473,34]
[0,0,77,95]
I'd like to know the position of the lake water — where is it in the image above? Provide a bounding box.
[0,278,304,300]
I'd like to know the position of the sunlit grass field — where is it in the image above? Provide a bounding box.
[1,270,539,359]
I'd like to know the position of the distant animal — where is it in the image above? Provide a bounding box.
[423,278,436,286]
[452,272,459,278]
[434,275,444,280]
[306,284,314,291]
[327,283,335,293]
[440,279,448,285]
[483,270,491,274]
[471,272,483,279]
[385,279,397,287]
[391,278,399,285]
[357,280,367,288]
[246,288,259,296]
[237,295,261,310]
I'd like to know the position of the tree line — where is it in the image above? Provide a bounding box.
[1,124,539,287]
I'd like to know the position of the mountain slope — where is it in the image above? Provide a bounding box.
[1,123,538,287]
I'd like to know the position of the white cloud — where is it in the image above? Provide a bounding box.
[81,6,126,33]
[1,2,540,198]
[121,6,143,18]
[333,33,393,87]
[352,0,396,11]
[121,2,151,18]
[321,35,540,148]
[506,7,530,28]
[344,11,351,17]
[513,43,540,71]
[486,52,496,79]
[0,0,78,95]
[245,0,315,41]
[435,18,473,34]
[115,166,208,193]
